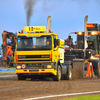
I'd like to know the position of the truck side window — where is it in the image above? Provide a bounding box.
[53,35,56,48]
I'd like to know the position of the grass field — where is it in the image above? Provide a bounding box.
[64,94,100,100]
[0,67,15,73]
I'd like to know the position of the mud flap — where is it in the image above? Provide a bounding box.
[72,59,84,79]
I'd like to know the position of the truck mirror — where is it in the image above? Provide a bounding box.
[11,43,15,50]
[56,39,60,46]
[11,36,14,43]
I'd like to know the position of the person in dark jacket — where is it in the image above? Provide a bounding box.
[87,37,93,49]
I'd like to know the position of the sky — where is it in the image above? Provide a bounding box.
[0,0,100,45]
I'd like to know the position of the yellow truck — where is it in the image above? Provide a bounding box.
[15,17,73,81]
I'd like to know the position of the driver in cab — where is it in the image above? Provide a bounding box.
[23,40,31,47]
[46,41,50,45]
[24,40,28,46]
[87,37,93,49]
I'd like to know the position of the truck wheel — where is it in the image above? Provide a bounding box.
[65,65,72,80]
[18,74,26,80]
[53,65,61,81]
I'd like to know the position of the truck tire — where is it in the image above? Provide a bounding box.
[65,65,72,80]
[18,74,26,80]
[53,65,61,81]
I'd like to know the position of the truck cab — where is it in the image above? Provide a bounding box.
[15,26,66,81]
[65,23,100,78]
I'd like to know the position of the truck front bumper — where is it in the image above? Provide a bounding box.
[16,68,57,75]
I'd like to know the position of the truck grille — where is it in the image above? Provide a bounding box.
[18,55,50,62]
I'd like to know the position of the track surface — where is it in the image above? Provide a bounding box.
[0,74,100,100]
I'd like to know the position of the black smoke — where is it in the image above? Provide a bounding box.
[24,0,37,26]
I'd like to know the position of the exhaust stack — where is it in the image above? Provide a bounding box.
[47,16,51,33]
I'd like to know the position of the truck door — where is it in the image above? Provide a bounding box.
[52,35,59,62]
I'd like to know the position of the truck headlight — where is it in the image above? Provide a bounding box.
[17,65,21,69]
[47,65,52,68]
[88,51,91,54]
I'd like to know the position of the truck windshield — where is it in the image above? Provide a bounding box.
[17,35,52,51]
[77,35,97,51]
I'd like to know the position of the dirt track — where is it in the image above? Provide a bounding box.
[0,74,100,100]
